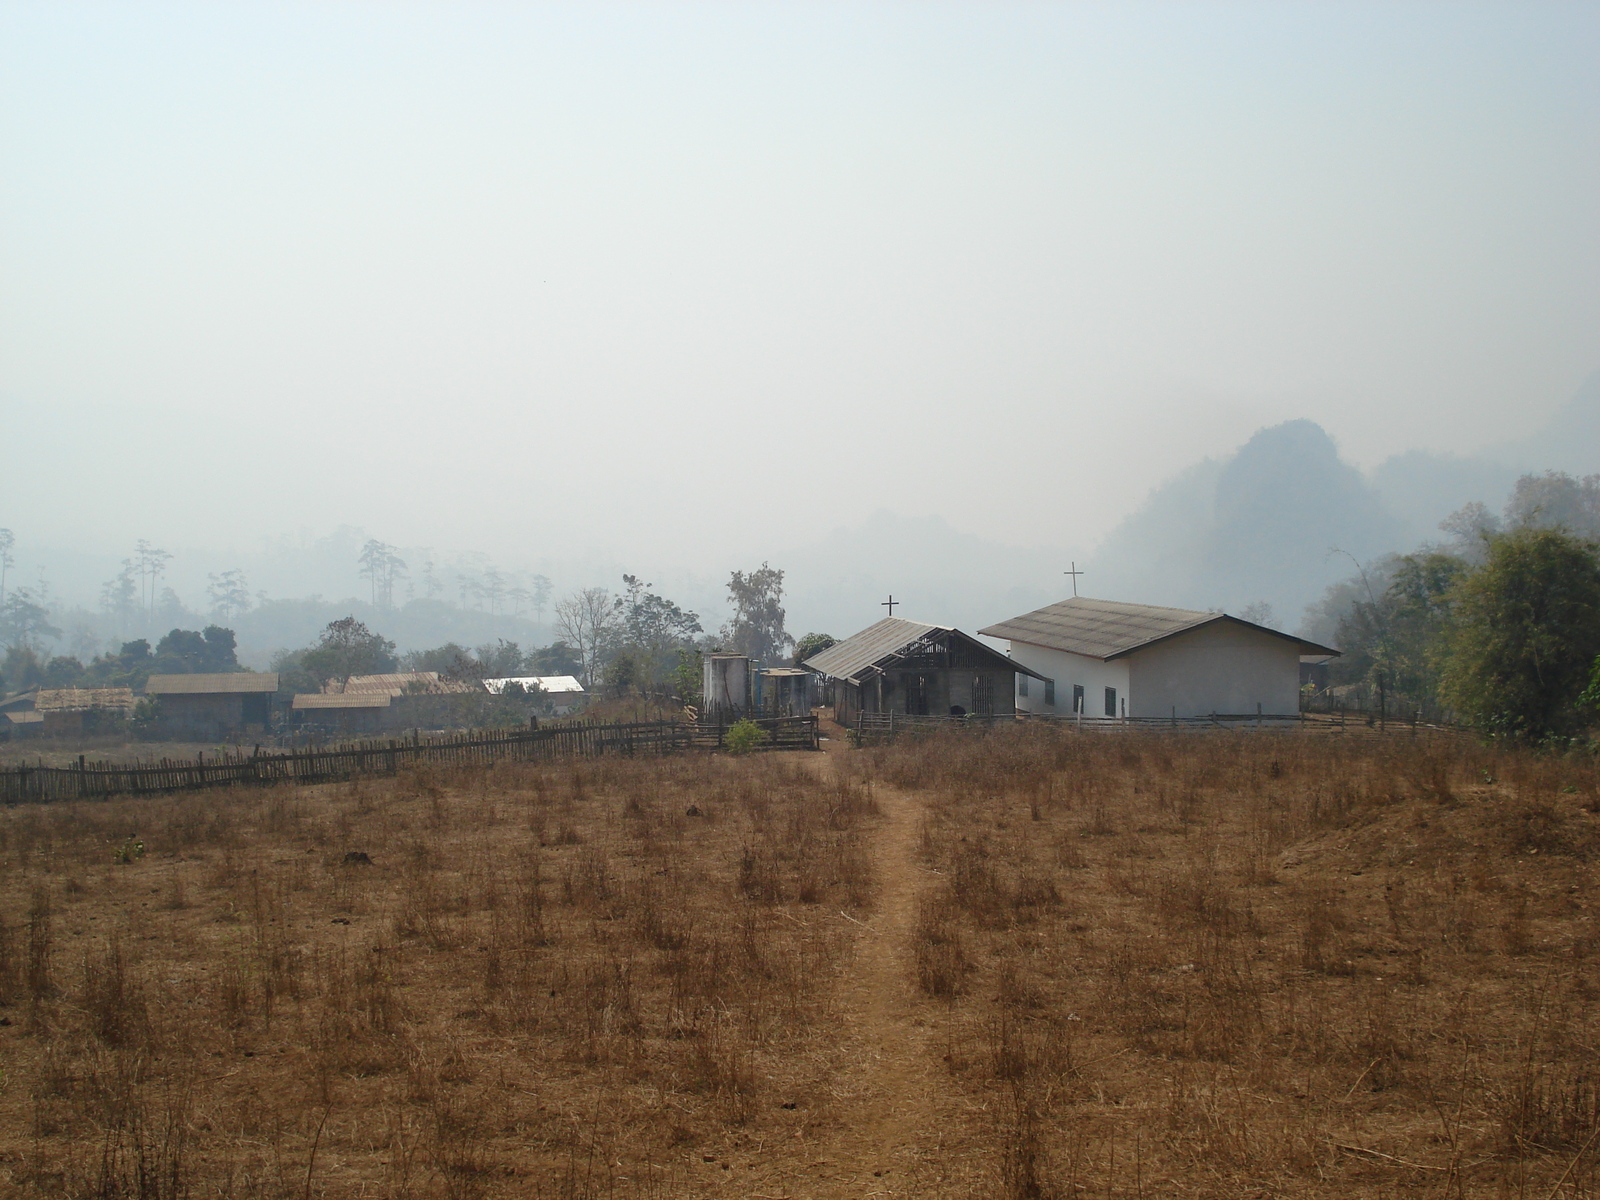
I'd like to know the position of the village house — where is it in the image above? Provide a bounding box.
[978,596,1338,719]
[144,673,279,737]
[291,671,487,733]
[803,616,1046,725]
[483,675,589,715]
[32,688,139,737]
[290,691,396,734]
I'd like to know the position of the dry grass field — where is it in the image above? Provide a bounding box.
[0,725,1596,1198]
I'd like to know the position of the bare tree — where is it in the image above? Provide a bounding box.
[482,568,506,615]
[553,587,618,688]
[135,539,171,619]
[358,540,408,608]
[207,569,253,622]
[531,574,552,623]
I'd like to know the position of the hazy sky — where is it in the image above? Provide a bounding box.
[4,1,1598,582]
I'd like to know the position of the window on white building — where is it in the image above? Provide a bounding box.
[1044,679,1055,706]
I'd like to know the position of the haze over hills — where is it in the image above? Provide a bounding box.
[1083,372,1600,632]
[6,371,1598,667]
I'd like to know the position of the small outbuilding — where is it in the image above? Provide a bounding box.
[978,596,1338,719]
[291,691,395,734]
[144,673,279,738]
[760,667,817,717]
[803,617,1046,725]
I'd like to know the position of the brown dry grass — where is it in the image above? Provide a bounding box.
[0,752,876,1198]
[871,726,1600,1199]
[1,728,1597,1198]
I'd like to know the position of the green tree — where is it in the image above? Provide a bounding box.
[1438,528,1600,741]
[152,626,241,674]
[2,645,45,692]
[1579,655,1600,718]
[721,563,791,661]
[526,640,583,677]
[81,639,155,690]
[1382,551,1466,717]
[41,656,85,688]
[301,617,398,690]
[792,632,836,664]
[612,574,701,690]
[672,648,703,706]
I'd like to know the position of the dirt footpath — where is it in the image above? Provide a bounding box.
[758,738,978,1199]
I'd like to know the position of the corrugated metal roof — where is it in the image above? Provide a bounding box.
[292,692,393,709]
[34,688,137,712]
[803,617,1047,682]
[483,675,586,696]
[145,673,280,695]
[978,597,1338,660]
[803,617,942,681]
[331,672,480,696]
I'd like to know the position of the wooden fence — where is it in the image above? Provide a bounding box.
[0,719,702,805]
[855,710,1463,742]
[687,714,819,751]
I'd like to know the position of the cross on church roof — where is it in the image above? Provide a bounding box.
[881,594,899,617]
[1064,561,1084,597]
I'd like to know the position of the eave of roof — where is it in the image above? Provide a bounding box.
[292,692,392,709]
[145,673,280,695]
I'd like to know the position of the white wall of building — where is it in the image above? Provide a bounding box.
[1125,622,1302,717]
[1007,644,1130,717]
[1004,621,1303,719]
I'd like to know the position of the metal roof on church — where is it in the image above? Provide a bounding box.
[803,616,1047,683]
[979,597,1338,660]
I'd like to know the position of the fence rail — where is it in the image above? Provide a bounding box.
[0,719,706,805]
[686,714,820,751]
[855,709,1463,742]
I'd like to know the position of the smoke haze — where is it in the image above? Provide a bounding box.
[3,3,1597,653]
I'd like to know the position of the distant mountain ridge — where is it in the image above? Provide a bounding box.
[1083,370,1600,631]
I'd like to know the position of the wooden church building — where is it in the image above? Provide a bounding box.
[802,617,1046,724]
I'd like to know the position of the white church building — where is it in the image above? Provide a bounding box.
[979,597,1338,719]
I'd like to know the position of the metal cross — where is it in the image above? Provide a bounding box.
[1064,562,1084,597]
[882,594,898,617]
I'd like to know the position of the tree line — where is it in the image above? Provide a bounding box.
[1306,471,1600,742]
